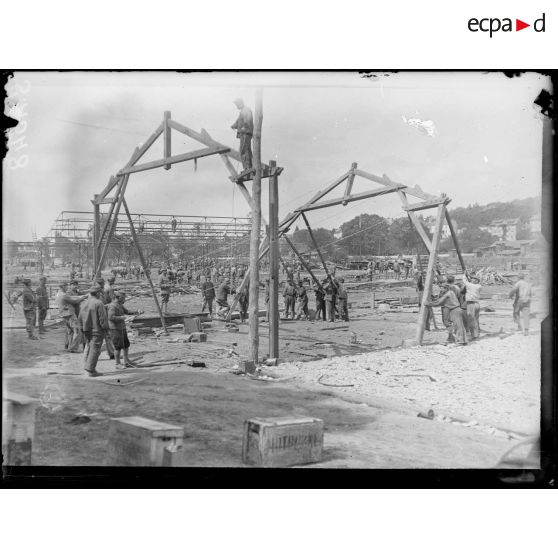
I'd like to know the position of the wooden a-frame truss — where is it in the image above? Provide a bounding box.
[91,110,282,334]
[227,162,465,345]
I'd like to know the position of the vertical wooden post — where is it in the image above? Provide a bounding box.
[248,89,263,364]
[93,201,101,279]
[268,159,279,359]
[164,111,171,170]
[122,198,168,334]
[416,203,446,345]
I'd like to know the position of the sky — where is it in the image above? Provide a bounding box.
[3,71,549,241]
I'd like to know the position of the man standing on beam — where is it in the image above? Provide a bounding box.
[231,97,254,175]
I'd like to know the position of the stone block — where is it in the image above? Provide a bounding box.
[2,392,39,466]
[183,317,201,334]
[242,416,324,467]
[190,331,207,342]
[239,360,256,374]
[107,416,184,467]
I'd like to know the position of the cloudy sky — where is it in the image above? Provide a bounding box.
[3,71,548,241]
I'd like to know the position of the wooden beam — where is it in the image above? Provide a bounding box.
[415,203,446,345]
[163,111,171,170]
[342,162,357,204]
[96,175,120,203]
[353,169,434,201]
[97,179,124,250]
[220,154,239,180]
[283,235,321,287]
[248,89,263,364]
[95,197,117,204]
[304,172,350,207]
[117,146,230,175]
[268,160,279,360]
[301,212,333,285]
[445,211,466,273]
[404,198,450,212]
[301,184,406,212]
[122,197,167,334]
[397,190,432,252]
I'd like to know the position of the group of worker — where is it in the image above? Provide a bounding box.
[280,276,349,322]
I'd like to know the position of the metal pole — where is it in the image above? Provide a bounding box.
[268,160,279,359]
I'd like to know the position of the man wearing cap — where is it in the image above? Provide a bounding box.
[462,271,482,341]
[108,291,142,370]
[159,269,171,314]
[21,279,38,340]
[94,277,115,358]
[200,275,216,317]
[425,283,467,345]
[509,273,532,335]
[295,280,309,320]
[314,281,327,322]
[216,277,235,318]
[104,276,116,305]
[56,281,87,351]
[231,97,254,171]
[336,277,349,322]
[79,286,109,377]
[283,279,296,320]
[36,276,49,334]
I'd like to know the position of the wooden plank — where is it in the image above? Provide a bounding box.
[343,162,358,202]
[302,184,406,212]
[283,235,321,287]
[163,111,171,170]
[97,178,124,252]
[398,190,432,252]
[96,175,120,203]
[117,146,230,175]
[354,169,433,201]
[249,89,263,364]
[302,172,350,208]
[122,197,168,334]
[268,160,279,359]
[220,153,239,179]
[415,203,446,345]
[95,197,117,204]
[404,197,449,212]
[445,211,466,272]
[301,212,333,285]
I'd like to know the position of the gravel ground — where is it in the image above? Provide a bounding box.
[269,330,541,436]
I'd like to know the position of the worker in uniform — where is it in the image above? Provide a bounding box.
[425,283,467,345]
[336,277,349,322]
[94,277,116,359]
[314,281,327,322]
[36,276,49,334]
[200,275,216,317]
[21,279,38,340]
[55,281,87,351]
[159,269,171,314]
[216,277,235,318]
[323,278,338,322]
[231,97,254,171]
[283,279,296,319]
[108,291,142,370]
[462,271,482,341]
[79,286,109,377]
[238,279,250,323]
[295,280,309,320]
[509,273,532,335]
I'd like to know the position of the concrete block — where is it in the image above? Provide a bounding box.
[2,392,39,466]
[242,416,324,467]
[239,360,256,374]
[190,331,207,342]
[107,416,184,467]
[162,444,185,467]
[183,317,201,334]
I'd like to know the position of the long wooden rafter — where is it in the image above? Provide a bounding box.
[226,163,464,345]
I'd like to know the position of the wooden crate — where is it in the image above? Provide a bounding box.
[107,416,184,467]
[242,416,324,468]
[2,392,39,466]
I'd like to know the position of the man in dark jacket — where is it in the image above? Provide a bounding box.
[21,279,38,340]
[295,280,309,320]
[283,279,296,319]
[231,97,254,171]
[108,291,142,370]
[238,280,250,323]
[79,286,109,377]
[200,276,216,317]
[314,282,326,322]
[323,278,338,322]
[216,278,234,318]
[36,276,49,334]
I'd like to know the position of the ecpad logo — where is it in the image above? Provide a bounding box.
[468,13,546,37]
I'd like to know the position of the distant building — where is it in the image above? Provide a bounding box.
[423,216,452,239]
[479,218,519,241]
[528,214,541,233]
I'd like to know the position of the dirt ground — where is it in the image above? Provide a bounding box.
[2,275,544,468]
